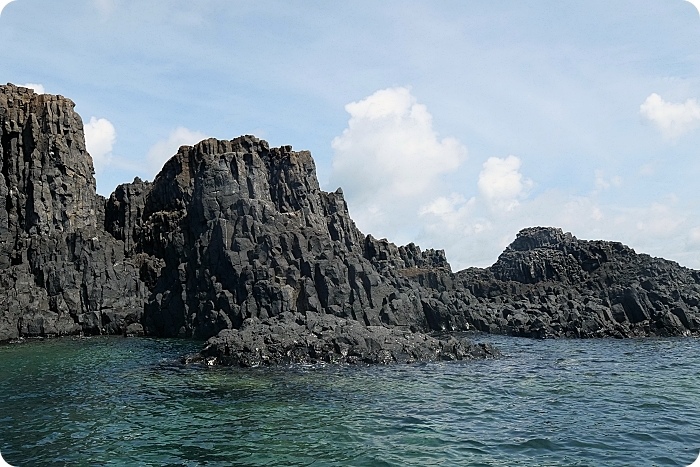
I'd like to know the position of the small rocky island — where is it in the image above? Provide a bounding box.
[1,83,699,366]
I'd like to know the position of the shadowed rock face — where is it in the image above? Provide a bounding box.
[112,136,445,339]
[0,85,98,235]
[2,83,700,365]
[0,84,146,341]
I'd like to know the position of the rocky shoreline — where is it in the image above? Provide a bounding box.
[1,83,699,366]
[186,311,499,367]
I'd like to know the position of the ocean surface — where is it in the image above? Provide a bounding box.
[1,334,699,466]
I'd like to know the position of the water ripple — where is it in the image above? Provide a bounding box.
[1,336,700,466]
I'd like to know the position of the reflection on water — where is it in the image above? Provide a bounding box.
[1,335,699,466]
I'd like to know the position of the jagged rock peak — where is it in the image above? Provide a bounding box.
[0,84,146,342]
[0,83,98,235]
[490,227,637,284]
[147,134,324,216]
[4,82,700,361]
[505,227,576,251]
[1,83,76,106]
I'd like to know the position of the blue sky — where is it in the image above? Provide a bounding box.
[2,0,700,270]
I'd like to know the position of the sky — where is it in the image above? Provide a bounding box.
[2,0,700,271]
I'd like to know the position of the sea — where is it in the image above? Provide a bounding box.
[1,334,699,466]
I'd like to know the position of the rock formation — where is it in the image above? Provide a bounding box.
[0,84,146,341]
[1,83,699,366]
[451,227,700,338]
[191,311,497,367]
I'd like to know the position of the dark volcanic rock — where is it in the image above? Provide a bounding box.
[191,311,499,367]
[2,83,700,367]
[425,227,700,339]
[0,84,146,341]
[128,137,438,339]
[0,83,490,365]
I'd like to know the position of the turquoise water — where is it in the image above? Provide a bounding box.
[1,335,699,466]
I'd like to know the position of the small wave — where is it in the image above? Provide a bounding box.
[625,432,657,443]
[499,437,560,453]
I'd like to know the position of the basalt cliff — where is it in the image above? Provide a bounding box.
[2,84,699,365]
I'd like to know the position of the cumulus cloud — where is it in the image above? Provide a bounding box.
[640,93,700,139]
[329,89,700,271]
[477,155,532,211]
[417,175,698,269]
[420,194,469,218]
[18,83,45,94]
[330,87,466,240]
[332,87,465,197]
[84,116,116,173]
[419,194,476,231]
[146,126,209,179]
[417,196,493,239]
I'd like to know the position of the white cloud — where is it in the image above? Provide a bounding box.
[146,127,209,179]
[640,93,700,139]
[84,116,116,173]
[417,189,606,270]
[416,183,697,270]
[419,194,476,231]
[329,89,700,272]
[420,194,469,218]
[18,83,45,94]
[332,87,465,197]
[330,87,466,240]
[477,155,532,211]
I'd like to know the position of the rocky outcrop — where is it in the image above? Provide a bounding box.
[123,137,441,339]
[0,84,487,363]
[2,83,700,366]
[0,84,146,341]
[423,227,700,338]
[189,311,499,367]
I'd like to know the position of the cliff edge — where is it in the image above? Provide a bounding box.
[0,84,146,341]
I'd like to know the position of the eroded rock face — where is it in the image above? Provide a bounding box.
[2,83,700,366]
[424,227,700,339]
[127,136,442,339]
[0,84,146,340]
[0,85,98,235]
[0,84,485,364]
